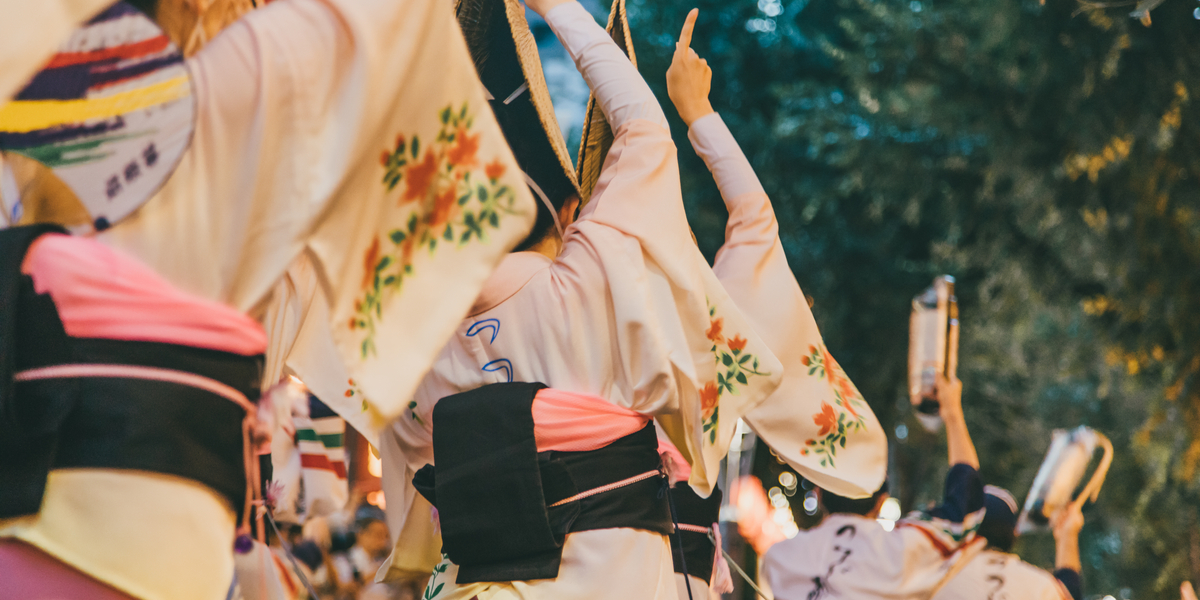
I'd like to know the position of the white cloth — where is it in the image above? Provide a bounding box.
[98,0,536,425]
[932,549,1072,600]
[0,0,113,102]
[2,1,536,599]
[693,112,888,498]
[378,1,782,594]
[762,514,984,600]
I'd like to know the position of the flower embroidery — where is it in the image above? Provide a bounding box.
[702,301,770,443]
[706,317,725,344]
[814,402,837,436]
[361,236,381,289]
[701,382,720,412]
[423,556,449,600]
[352,102,522,357]
[402,150,438,204]
[802,343,869,467]
[446,125,480,170]
[485,159,506,181]
[345,379,368,412]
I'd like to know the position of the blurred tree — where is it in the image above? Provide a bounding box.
[620,0,1199,596]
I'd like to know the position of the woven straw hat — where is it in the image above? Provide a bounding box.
[455,0,580,228]
[576,0,635,207]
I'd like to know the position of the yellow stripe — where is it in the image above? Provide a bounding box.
[0,76,189,134]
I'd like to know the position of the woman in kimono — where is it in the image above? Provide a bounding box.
[932,488,1082,600]
[0,223,269,600]
[0,1,536,599]
[380,3,783,599]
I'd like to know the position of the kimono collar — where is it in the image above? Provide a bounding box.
[469,251,552,316]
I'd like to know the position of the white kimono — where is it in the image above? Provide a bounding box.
[932,550,1073,600]
[762,465,986,600]
[691,112,888,498]
[379,2,783,597]
[1,1,536,599]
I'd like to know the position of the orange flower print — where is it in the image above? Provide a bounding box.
[814,402,838,437]
[361,236,381,289]
[728,335,747,353]
[801,355,811,366]
[485,159,506,181]
[706,318,725,344]
[447,126,480,170]
[428,187,458,229]
[348,317,358,330]
[403,150,439,204]
[823,348,838,385]
[700,382,720,412]
[380,150,390,167]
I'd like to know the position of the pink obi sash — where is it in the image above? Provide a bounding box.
[531,388,650,453]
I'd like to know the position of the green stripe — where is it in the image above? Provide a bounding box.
[296,429,344,448]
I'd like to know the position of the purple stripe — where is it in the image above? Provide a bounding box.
[0,117,125,149]
[15,64,93,100]
[90,55,183,88]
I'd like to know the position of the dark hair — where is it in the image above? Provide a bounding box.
[978,488,1019,552]
[457,0,577,252]
[512,186,560,252]
[125,0,158,18]
[821,481,889,516]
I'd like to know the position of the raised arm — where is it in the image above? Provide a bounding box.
[1052,504,1084,600]
[533,0,668,131]
[938,375,979,470]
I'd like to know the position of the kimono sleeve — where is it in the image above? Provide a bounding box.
[566,118,781,494]
[100,0,537,424]
[695,113,887,498]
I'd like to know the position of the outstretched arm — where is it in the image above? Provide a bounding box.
[531,0,667,131]
[938,375,979,469]
[669,11,769,227]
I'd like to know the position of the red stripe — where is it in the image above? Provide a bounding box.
[300,454,347,479]
[895,522,956,557]
[46,36,171,69]
[269,550,300,597]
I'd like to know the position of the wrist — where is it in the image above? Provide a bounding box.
[679,101,714,126]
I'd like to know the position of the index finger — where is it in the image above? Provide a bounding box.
[676,8,699,53]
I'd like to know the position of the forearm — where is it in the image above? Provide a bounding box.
[1055,532,1082,573]
[942,409,979,470]
[688,113,765,203]
[543,2,668,130]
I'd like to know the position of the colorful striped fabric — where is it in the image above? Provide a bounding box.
[0,2,194,230]
[293,395,349,518]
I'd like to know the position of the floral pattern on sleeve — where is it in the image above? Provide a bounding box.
[350,103,523,357]
[800,343,869,467]
[702,301,770,444]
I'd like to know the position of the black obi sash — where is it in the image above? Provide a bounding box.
[669,484,723,584]
[0,225,263,520]
[412,382,672,584]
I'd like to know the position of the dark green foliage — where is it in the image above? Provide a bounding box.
[624,0,1199,595]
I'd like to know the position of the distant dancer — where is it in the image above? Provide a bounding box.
[933,489,1083,600]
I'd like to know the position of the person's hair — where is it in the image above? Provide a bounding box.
[821,481,889,516]
[978,486,1019,552]
[513,189,560,252]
